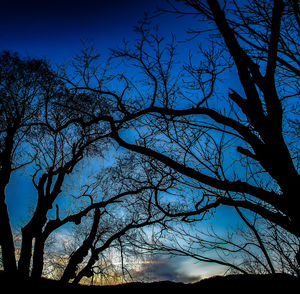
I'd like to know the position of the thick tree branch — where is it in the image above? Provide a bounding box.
[110,126,280,209]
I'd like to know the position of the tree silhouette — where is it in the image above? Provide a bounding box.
[111,0,299,236]
[59,152,172,284]
[0,51,64,276]
[65,0,299,268]
[0,51,170,283]
[1,0,299,284]
[135,206,300,276]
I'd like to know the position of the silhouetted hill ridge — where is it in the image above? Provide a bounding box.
[0,272,298,292]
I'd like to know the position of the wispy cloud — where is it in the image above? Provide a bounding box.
[133,255,202,283]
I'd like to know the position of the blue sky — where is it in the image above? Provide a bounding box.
[0,0,192,63]
[1,0,154,60]
[2,0,244,282]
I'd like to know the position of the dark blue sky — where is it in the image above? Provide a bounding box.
[0,0,190,63]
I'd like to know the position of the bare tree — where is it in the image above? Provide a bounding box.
[0,51,64,276]
[2,0,299,283]
[105,0,300,240]
[134,206,300,277]
[15,85,112,278]
[0,49,175,285]
[61,0,299,270]
[59,152,173,285]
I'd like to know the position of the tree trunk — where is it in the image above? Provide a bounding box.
[60,208,100,284]
[72,250,98,285]
[18,191,50,278]
[31,235,46,280]
[0,131,17,276]
[18,226,34,278]
[0,194,17,275]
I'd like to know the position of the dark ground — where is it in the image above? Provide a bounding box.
[0,273,298,293]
